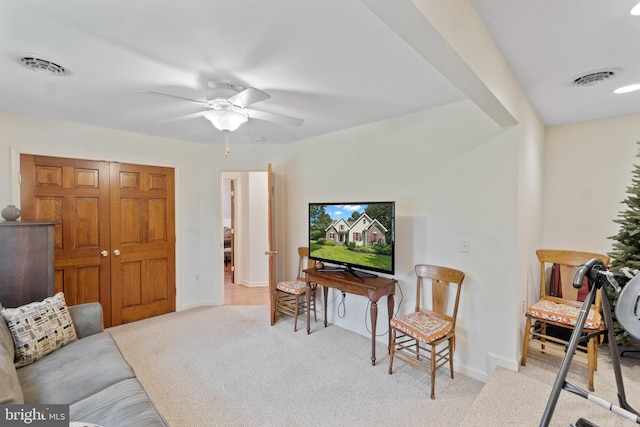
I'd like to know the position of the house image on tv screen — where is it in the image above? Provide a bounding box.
[325,213,387,247]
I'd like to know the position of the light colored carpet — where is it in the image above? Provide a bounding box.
[108,305,484,427]
[461,342,640,427]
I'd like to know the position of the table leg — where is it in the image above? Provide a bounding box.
[370,300,378,366]
[306,283,311,335]
[387,293,395,353]
[323,286,329,327]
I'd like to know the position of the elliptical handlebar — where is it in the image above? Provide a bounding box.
[572,257,606,288]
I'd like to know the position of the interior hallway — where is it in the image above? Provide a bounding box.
[223,269,269,306]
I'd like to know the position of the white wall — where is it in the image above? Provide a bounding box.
[247,172,269,286]
[543,114,640,255]
[408,0,546,375]
[515,121,545,369]
[279,99,521,381]
[222,178,231,228]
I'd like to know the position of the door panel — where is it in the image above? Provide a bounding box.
[268,163,276,325]
[110,162,176,325]
[120,259,142,308]
[21,155,112,325]
[63,266,101,303]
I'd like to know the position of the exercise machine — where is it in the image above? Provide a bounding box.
[540,258,640,427]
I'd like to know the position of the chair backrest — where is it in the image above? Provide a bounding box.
[536,249,610,307]
[296,247,314,281]
[414,264,465,327]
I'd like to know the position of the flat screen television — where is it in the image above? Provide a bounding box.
[308,201,395,278]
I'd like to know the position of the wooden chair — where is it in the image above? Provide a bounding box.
[521,249,610,392]
[388,264,465,399]
[275,247,317,332]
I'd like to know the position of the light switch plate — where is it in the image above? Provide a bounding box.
[460,238,471,253]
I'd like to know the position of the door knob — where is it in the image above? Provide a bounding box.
[113,249,121,256]
[264,250,278,256]
[100,250,109,257]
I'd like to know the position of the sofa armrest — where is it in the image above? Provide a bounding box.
[68,303,104,339]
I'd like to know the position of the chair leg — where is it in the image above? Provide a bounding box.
[594,335,598,371]
[430,344,437,400]
[293,294,299,332]
[521,316,531,366]
[388,329,396,374]
[449,337,455,379]
[587,336,596,392]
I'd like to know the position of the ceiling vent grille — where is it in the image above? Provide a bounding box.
[18,56,68,76]
[571,70,616,87]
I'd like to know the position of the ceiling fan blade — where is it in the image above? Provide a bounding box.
[140,91,210,106]
[245,108,304,127]
[158,110,207,123]
[227,87,270,108]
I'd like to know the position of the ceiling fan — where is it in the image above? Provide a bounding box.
[142,82,304,133]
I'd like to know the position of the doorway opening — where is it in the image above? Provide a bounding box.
[221,171,269,306]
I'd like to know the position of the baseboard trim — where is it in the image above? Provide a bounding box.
[454,362,490,383]
[488,351,520,375]
[238,281,268,288]
[178,301,218,311]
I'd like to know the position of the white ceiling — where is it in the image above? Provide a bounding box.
[470,0,640,126]
[1,0,639,146]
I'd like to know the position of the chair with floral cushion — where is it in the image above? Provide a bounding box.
[521,249,610,392]
[275,247,317,332]
[388,264,465,399]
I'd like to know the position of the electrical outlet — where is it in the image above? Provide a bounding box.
[522,299,526,314]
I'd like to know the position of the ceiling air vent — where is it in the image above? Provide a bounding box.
[17,56,68,76]
[570,69,618,87]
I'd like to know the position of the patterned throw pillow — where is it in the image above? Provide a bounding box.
[0,293,78,368]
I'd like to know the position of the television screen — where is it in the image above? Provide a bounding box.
[308,201,395,276]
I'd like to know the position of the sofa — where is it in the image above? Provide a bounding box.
[0,298,168,427]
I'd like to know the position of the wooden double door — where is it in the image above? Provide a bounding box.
[20,155,176,327]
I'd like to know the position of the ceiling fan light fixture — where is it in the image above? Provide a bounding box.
[203,109,248,132]
[631,2,640,15]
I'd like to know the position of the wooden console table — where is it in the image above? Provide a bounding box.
[303,268,396,366]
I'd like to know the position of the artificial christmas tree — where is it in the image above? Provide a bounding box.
[607,141,640,347]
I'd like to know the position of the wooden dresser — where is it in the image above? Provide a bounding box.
[0,221,57,308]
